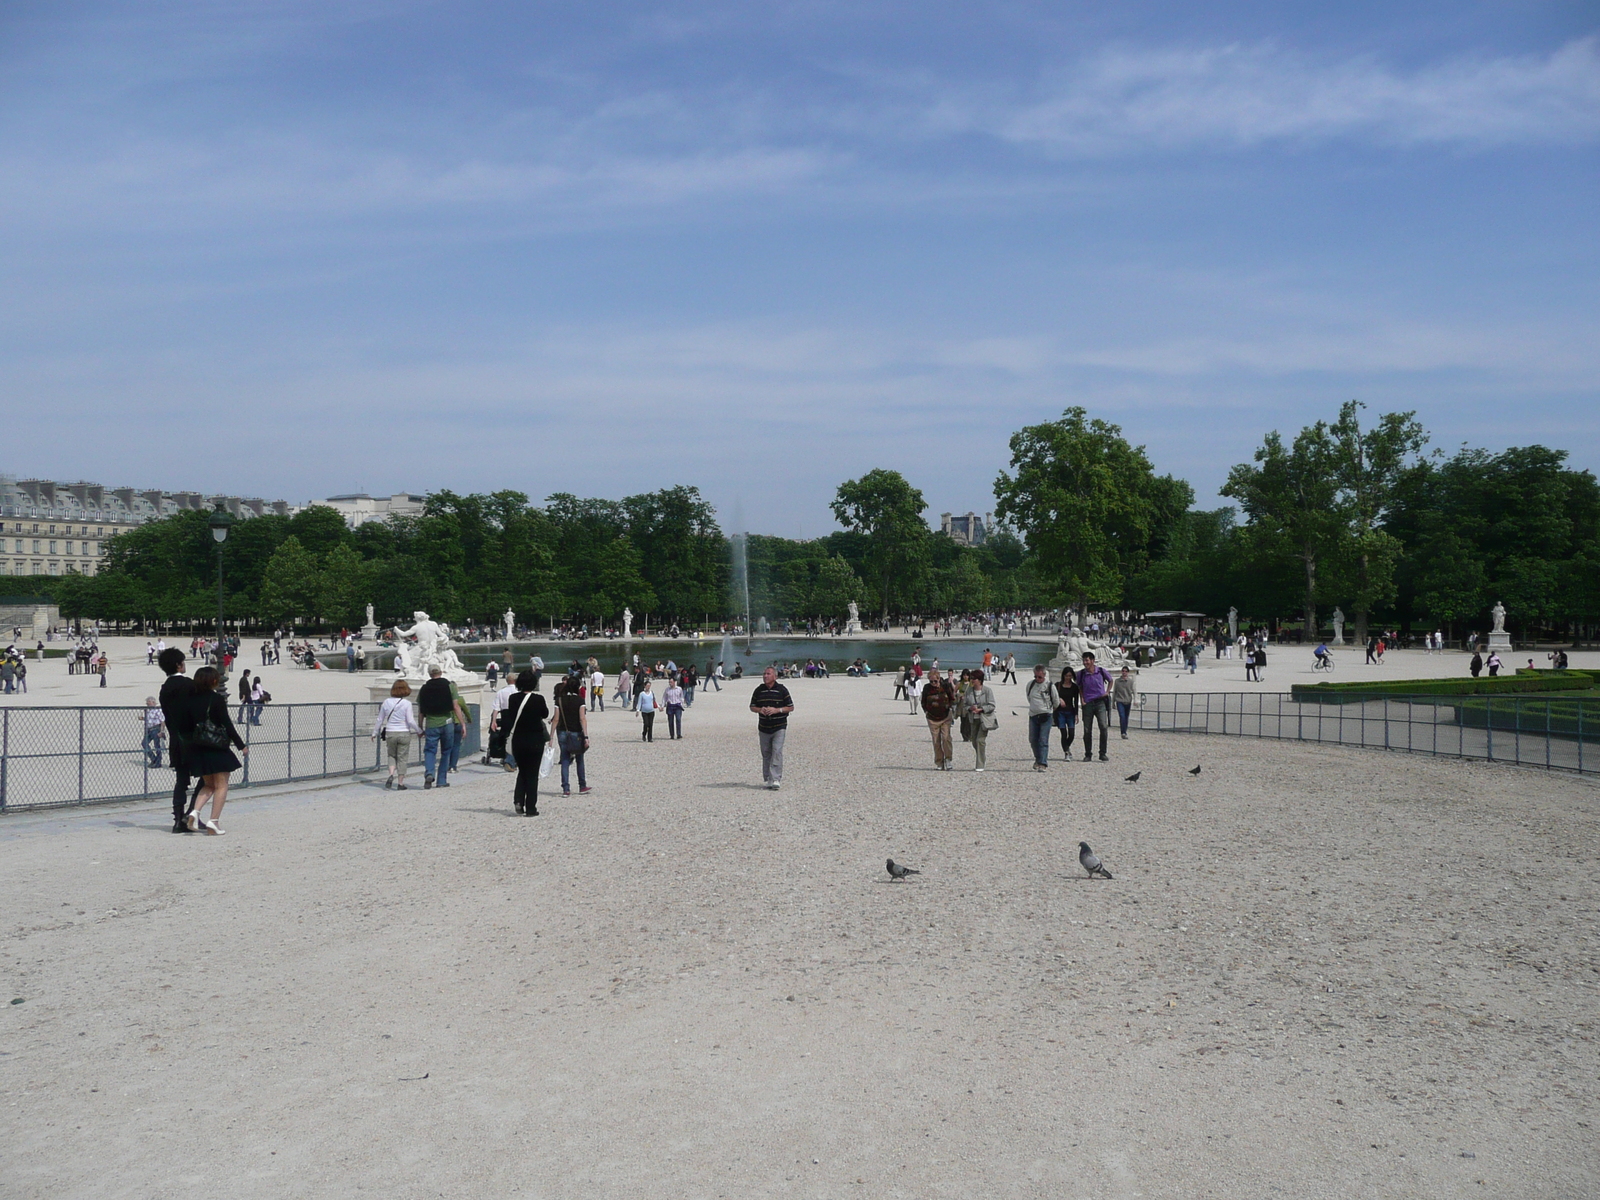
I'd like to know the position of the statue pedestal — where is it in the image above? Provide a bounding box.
[360,622,379,642]
[844,620,861,635]
[368,672,484,703]
[1486,630,1513,653]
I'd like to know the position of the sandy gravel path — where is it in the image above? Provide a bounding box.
[2,679,1597,1197]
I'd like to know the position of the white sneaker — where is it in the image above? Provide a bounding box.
[770,781,781,790]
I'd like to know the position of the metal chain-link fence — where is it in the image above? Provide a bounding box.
[0,702,481,812]
[1133,691,1595,774]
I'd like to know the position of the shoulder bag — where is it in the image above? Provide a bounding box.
[191,698,230,749]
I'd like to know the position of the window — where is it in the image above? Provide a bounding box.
[31,561,41,575]
[32,540,41,554]
[48,561,59,575]
[64,541,74,556]
[96,526,103,536]
[11,539,18,553]
[48,540,56,555]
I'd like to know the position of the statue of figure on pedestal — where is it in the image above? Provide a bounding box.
[393,610,468,679]
[504,608,515,641]
[1491,600,1506,633]
[622,608,633,639]
[366,603,375,628]
[1332,607,1346,645]
[1227,606,1238,641]
[845,600,862,633]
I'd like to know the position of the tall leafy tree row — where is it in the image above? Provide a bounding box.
[54,486,728,630]
[46,406,1600,638]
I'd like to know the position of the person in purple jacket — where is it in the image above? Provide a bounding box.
[1076,652,1114,762]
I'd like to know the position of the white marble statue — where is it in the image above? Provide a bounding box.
[1332,606,1345,645]
[366,603,375,627]
[622,608,633,638]
[1487,599,1512,650]
[1227,606,1238,641]
[1048,610,1132,674]
[504,608,515,641]
[393,610,470,680]
[845,600,862,634]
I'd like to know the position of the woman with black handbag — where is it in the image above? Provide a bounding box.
[181,666,247,835]
[504,669,550,816]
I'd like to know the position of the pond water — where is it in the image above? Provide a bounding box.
[447,637,1059,677]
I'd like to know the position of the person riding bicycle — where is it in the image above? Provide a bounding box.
[1314,642,1332,667]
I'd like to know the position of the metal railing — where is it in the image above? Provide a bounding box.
[0,702,481,813]
[1133,691,1595,775]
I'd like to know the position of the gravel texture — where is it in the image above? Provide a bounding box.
[2,677,1597,1197]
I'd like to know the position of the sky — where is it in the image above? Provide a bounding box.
[2,1,1596,537]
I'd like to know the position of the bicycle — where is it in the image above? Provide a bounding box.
[1312,654,1335,672]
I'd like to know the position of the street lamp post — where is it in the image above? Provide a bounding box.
[208,503,234,679]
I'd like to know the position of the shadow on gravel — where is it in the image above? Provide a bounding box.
[696,781,771,790]
[108,820,171,834]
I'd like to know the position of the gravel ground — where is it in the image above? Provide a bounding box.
[2,678,1597,1198]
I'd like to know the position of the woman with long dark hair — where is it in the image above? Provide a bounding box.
[504,669,549,815]
[181,666,247,835]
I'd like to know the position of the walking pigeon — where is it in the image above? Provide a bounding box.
[1124,771,1141,783]
[1188,764,1202,776]
[886,858,921,880]
[1078,842,1113,880]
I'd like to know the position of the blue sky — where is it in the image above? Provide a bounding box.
[2,1,1596,536]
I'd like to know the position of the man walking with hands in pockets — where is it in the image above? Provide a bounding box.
[750,666,794,790]
[1077,651,1113,762]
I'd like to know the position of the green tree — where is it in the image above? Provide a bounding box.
[1327,401,1428,643]
[830,469,929,622]
[590,534,657,622]
[809,554,864,619]
[1223,425,1342,635]
[319,543,369,628]
[1414,530,1486,637]
[286,505,350,558]
[258,536,321,626]
[993,408,1170,613]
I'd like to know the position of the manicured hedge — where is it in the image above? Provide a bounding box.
[1456,693,1600,742]
[1291,671,1598,704]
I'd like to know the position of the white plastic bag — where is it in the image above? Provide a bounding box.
[538,742,555,779]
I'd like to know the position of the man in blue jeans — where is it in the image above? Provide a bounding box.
[1077,652,1114,762]
[417,667,469,788]
[1024,664,1058,771]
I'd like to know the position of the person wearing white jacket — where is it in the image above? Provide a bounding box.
[373,679,422,790]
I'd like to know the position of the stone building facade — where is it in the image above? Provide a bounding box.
[0,476,289,579]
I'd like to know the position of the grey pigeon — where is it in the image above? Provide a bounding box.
[1078,841,1113,880]
[886,858,920,880]
[1188,764,1202,776]
[1124,771,1141,783]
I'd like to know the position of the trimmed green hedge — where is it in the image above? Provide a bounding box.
[1291,671,1598,704]
[1456,692,1600,742]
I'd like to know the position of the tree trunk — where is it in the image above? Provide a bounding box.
[1302,548,1318,641]
[1354,550,1370,646]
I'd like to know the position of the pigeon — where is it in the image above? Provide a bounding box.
[1188,764,1202,776]
[1124,771,1141,783]
[1078,841,1113,880]
[886,858,920,880]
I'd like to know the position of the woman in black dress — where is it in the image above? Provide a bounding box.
[182,666,247,835]
[503,669,549,815]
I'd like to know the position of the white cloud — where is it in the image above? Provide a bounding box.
[978,38,1600,153]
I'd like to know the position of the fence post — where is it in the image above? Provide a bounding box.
[78,707,85,804]
[287,705,294,780]
[1,708,8,811]
[1514,697,1521,766]
[242,704,252,787]
[1384,697,1390,751]
[1546,697,1552,770]
[322,705,328,777]
[1486,697,1494,761]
